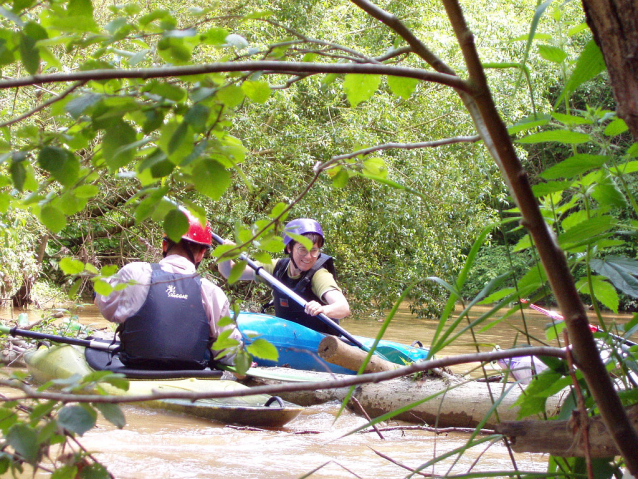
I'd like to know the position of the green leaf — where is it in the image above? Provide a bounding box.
[591,176,627,208]
[387,75,418,100]
[9,158,26,192]
[59,257,85,275]
[20,22,48,75]
[343,74,381,107]
[66,94,101,119]
[604,118,628,137]
[557,39,606,105]
[538,44,567,63]
[93,279,114,296]
[242,80,271,104]
[40,205,67,233]
[540,154,609,180]
[192,159,231,200]
[58,405,96,436]
[576,276,619,313]
[102,120,137,172]
[332,168,349,188]
[516,130,591,144]
[144,80,186,102]
[74,184,99,198]
[7,424,39,464]
[558,216,616,248]
[217,85,245,108]
[228,260,247,285]
[202,27,228,46]
[551,112,592,126]
[246,338,279,361]
[362,157,388,178]
[532,180,573,197]
[38,146,80,187]
[184,104,210,132]
[93,403,126,429]
[590,256,638,298]
[163,208,189,243]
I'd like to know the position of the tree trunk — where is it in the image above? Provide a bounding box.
[581,0,638,139]
[496,405,638,457]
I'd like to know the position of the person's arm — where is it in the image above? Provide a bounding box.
[217,240,255,281]
[94,263,151,323]
[305,289,351,319]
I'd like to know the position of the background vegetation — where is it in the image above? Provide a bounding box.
[1,0,638,476]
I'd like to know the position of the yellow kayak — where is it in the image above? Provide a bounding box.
[25,344,303,428]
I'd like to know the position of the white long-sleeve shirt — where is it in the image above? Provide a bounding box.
[95,255,242,355]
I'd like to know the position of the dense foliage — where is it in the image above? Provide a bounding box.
[0,0,637,476]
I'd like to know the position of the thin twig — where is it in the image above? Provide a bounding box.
[564,330,593,479]
[351,396,384,440]
[0,81,87,128]
[0,346,567,404]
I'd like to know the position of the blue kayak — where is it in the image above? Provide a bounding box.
[236,312,430,375]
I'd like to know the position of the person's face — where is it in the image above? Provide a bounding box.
[290,242,322,272]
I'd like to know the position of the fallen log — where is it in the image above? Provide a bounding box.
[318,335,399,373]
[495,405,638,457]
[242,367,563,428]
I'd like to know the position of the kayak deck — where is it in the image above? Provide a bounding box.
[25,345,302,428]
[237,312,430,374]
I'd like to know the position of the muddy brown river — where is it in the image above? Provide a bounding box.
[1,303,633,478]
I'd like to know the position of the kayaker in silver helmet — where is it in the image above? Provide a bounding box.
[95,207,242,371]
[218,218,350,334]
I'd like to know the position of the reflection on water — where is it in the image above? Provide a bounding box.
[2,303,633,478]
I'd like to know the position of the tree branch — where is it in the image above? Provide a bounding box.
[440,0,638,472]
[0,62,470,93]
[2,346,565,404]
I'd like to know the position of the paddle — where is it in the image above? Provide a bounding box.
[522,300,637,347]
[0,324,118,351]
[212,232,369,351]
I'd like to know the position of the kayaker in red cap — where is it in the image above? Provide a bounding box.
[218,218,350,334]
[95,206,242,371]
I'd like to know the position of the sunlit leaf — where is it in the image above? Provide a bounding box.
[102,120,137,171]
[540,154,609,179]
[40,205,67,233]
[59,257,85,275]
[192,159,231,200]
[242,80,271,104]
[387,75,418,100]
[246,338,279,361]
[163,208,189,243]
[516,130,591,144]
[343,74,381,107]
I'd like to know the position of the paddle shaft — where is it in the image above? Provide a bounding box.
[0,325,118,351]
[212,233,368,351]
[526,302,637,347]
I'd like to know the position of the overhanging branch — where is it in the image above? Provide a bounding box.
[0,62,470,93]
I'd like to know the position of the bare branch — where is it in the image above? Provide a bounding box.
[0,62,470,93]
[315,136,481,171]
[0,81,87,128]
[2,346,566,404]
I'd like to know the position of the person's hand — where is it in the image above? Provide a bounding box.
[304,300,324,316]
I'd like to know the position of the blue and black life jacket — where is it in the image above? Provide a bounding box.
[117,264,211,369]
[272,253,339,334]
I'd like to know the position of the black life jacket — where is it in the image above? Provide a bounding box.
[272,254,339,335]
[117,263,211,370]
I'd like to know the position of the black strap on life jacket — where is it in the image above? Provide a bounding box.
[117,263,211,370]
[271,254,339,334]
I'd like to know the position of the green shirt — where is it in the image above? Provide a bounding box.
[259,258,341,303]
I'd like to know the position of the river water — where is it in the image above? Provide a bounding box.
[1,303,634,478]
